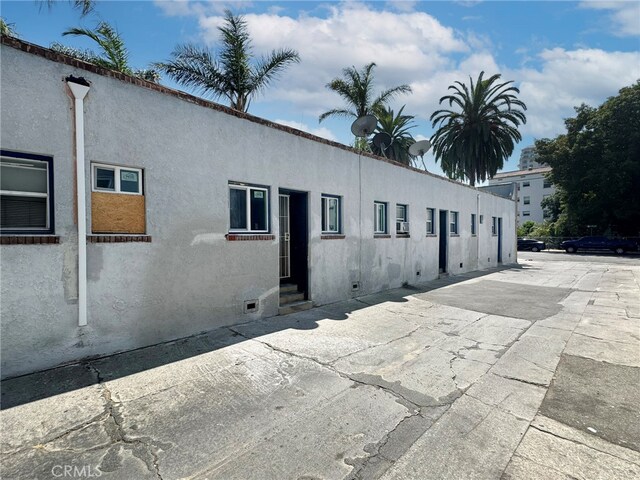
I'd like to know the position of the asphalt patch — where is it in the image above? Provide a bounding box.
[413,280,570,321]
[540,354,640,452]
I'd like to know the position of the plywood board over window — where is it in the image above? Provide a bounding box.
[91,163,145,234]
[92,192,145,233]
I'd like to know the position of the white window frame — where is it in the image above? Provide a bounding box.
[1,152,53,233]
[450,211,459,234]
[471,213,476,235]
[523,196,530,205]
[229,184,269,233]
[522,181,530,187]
[492,216,497,235]
[543,180,552,189]
[426,208,435,234]
[374,201,387,234]
[396,204,409,233]
[321,194,341,234]
[523,211,531,217]
[92,163,143,195]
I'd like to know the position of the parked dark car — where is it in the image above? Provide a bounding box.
[517,238,546,252]
[560,236,637,254]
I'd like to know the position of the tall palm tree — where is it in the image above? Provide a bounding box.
[56,21,160,82]
[370,105,417,166]
[42,0,94,16]
[319,63,411,123]
[430,71,527,186]
[63,22,130,72]
[155,10,300,112]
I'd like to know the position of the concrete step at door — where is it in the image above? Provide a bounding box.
[280,283,298,294]
[278,300,313,316]
[279,291,305,305]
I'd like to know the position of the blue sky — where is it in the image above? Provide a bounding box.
[2,1,639,177]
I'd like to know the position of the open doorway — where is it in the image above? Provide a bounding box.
[439,210,448,274]
[279,189,308,304]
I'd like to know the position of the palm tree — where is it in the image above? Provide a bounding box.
[56,21,160,82]
[370,106,417,166]
[319,63,411,123]
[1,18,18,37]
[155,10,300,112]
[430,71,527,186]
[41,0,94,16]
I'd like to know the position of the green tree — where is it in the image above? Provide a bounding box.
[370,105,417,165]
[319,63,411,123]
[536,81,640,236]
[53,22,160,82]
[430,71,527,186]
[517,221,536,237]
[155,10,299,112]
[0,17,18,37]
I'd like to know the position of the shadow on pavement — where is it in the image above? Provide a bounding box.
[1,264,522,410]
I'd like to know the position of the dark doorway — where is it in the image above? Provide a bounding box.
[279,189,308,298]
[497,217,503,263]
[439,210,448,273]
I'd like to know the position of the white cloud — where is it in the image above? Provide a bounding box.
[156,2,640,146]
[579,1,640,36]
[273,119,338,142]
[510,48,640,137]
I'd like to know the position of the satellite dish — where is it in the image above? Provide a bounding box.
[409,139,431,157]
[351,115,377,137]
[372,132,392,149]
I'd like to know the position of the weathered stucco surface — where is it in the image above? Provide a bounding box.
[0,43,516,378]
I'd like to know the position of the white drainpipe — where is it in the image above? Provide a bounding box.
[67,78,90,327]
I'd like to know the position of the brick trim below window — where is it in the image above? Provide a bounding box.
[0,235,60,245]
[226,234,275,241]
[88,235,152,243]
[374,234,391,239]
[321,234,346,240]
[395,234,411,238]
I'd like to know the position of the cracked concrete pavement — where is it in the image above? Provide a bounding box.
[1,253,639,479]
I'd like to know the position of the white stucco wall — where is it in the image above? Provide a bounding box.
[0,42,516,378]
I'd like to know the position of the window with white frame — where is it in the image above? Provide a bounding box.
[450,211,459,234]
[374,201,387,234]
[229,183,269,232]
[523,196,530,205]
[1,150,54,233]
[543,179,552,188]
[492,216,497,235]
[426,208,435,234]
[522,181,530,187]
[471,213,477,235]
[92,163,143,195]
[523,211,531,217]
[396,204,409,233]
[321,194,341,233]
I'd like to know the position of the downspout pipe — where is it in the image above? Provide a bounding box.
[66,76,90,327]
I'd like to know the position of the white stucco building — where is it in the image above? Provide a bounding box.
[488,167,555,226]
[0,37,517,378]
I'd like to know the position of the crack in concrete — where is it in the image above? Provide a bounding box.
[87,364,164,480]
[228,327,431,410]
[573,332,635,345]
[494,374,549,388]
[513,353,556,373]
[529,424,640,465]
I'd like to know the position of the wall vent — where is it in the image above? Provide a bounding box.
[351,282,360,291]
[416,271,421,276]
[244,300,259,313]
